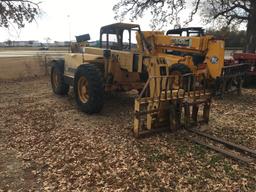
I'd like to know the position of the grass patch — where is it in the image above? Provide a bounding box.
[201,169,214,179]
[208,154,223,165]
[176,144,189,156]
[223,162,238,180]
[192,144,207,159]
[147,150,169,162]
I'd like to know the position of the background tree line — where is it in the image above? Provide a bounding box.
[206,28,246,49]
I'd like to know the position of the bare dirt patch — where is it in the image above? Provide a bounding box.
[0,77,255,191]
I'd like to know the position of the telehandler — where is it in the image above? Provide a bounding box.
[50,23,246,137]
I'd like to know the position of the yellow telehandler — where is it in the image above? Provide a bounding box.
[50,23,246,137]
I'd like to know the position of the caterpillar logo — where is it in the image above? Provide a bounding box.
[171,38,192,47]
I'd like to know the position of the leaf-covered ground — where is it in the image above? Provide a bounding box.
[0,77,255,191]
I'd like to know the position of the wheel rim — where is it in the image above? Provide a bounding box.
[52,69,60,89]
[78,76,89,103]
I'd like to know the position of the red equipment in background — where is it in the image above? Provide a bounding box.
[233,53,256,75]
[232,53,256,86]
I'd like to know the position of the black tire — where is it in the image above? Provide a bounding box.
[169,64,193,90]
[74,64,104,114]
[51,60,69,95]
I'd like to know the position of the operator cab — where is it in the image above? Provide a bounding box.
[166,27,205,37]
[99,23,141,51]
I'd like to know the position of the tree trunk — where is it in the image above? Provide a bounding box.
[245,3,256,53]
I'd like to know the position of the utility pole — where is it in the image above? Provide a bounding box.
[67,14,71,53]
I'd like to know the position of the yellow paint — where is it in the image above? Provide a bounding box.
[111,50,134,72]
[84,47,104,55]
[206,40,225,78]
[64,53,101,76]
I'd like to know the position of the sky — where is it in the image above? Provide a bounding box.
[0,0,204,43]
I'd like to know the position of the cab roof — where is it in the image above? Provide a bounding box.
[100,23,140,34]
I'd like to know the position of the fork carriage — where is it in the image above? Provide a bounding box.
[134,74,212,137]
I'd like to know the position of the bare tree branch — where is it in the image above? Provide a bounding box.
[0,0,40,28]
[113,0,251,29]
